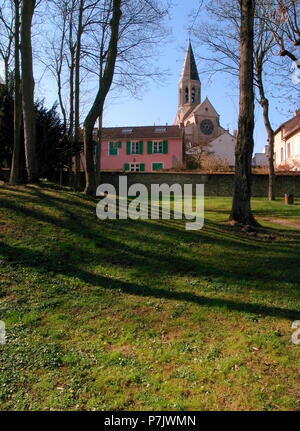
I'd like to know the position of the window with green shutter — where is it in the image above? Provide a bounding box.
[126,163,145,172]
[131,142,143,154]
[163,140,168,154]
[109,142,118,156]
[153,141,163,153]
[126,142,131,155]
[117,141,122,148]
[147,141,153,154]
[152,163,163,171]
[139,141,144,154]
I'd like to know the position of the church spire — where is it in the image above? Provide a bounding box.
[181,41,200,82]
[175,41,201,125]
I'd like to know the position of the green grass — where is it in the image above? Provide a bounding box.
[0,183,300,411]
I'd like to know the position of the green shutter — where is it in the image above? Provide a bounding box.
[139,141,144,154]
[140,163,145,172]
[163,140,168,154]
[124,163,129,171]
[126,142,131,155]
[118,141,122,148]
[109,142,118,156]
[147,141,153,154]
[153,163,163,171]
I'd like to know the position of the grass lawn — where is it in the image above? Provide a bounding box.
[0,183,299,411]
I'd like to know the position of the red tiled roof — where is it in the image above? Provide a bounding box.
[99,125,183,140]
[274,110,300,138]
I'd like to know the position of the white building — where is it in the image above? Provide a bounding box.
[274,110,300,171]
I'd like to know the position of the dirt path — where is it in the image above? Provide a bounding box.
[261,217,300,230]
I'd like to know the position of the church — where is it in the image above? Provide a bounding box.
[91,42,236,173]
[175,42,236,166]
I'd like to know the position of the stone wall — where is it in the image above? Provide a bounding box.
[99,172,300,197]
[1,169,300,197]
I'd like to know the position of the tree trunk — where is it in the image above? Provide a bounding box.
[4,57,9,86]
[261,98,275,201]
[267,132,275,201]
[95,20,108,188]
[57,14,68,136]
[95,114,103,185]
[229,0,258,227]
[83,0,122,196]
[68,8,75,176]
[74,0,84,191]
[20,0,37,183]
[10,0,22,185]
[256,61,275,201]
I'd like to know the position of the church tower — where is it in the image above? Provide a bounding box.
[175,42,201,125]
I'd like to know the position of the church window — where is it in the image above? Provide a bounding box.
[200,119,214,135]
[185,87,189,103]
[191,87,196,103]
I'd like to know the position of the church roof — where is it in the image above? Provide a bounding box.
[181,97,220,123]
[181,41,200,82]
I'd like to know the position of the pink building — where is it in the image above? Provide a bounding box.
[97,125,183,172]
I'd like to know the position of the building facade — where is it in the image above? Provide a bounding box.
[274,110,300,171]
[79,42,236,173]
[99,126,183,172]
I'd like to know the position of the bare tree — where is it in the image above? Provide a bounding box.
[230,0,258,226]
[21,0,37,182]
[46,1,69,134]
[193,0,286,201]
[74,0,85,190]
[9,0,22,185]
[84,0,122,195]
[43,0,169,192]
[254,12,276,200]
[0,0,14,84]
[261,0,300,63]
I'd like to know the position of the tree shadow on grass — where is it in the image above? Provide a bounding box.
[0,240,299,321]
[1,185,300,297]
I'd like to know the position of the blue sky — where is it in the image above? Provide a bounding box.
[4,0,296,154]
[96,0,295,154]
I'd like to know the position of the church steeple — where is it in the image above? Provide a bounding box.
[176,41,201,125]
[181,41,200,82]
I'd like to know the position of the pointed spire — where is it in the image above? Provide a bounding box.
[181,41,200,81]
